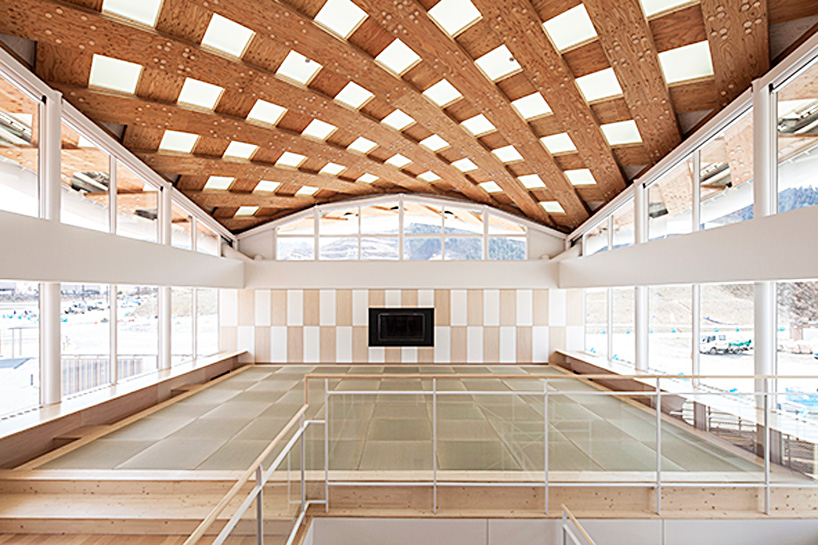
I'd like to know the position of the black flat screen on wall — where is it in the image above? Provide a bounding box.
[368,308,434,347]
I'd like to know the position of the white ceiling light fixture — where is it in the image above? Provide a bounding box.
[223,141,259,159]
[201,14,255,57]
[492,145,524,163]
[540,201,565,214]
[639,0,692,17]
[452,158,478,172]
[518,174,545,188]
[543,5,598,51]
[296,186,319,196]
[461,114,496,136]
[276,152,307,168]
[419,134,449,152]
[204,176,235,190]
[235,206,259,216]
[428,0,481,36]
[386,154,412,168]
[658,41,714,84]
[158,130,199,153]
[540,133,577,154]
[475,45,521,81]
[511,92,552,120]
[423,79,463,107]
[276,50,323,85]
[418,171,441,182]
[88,54,143,94]
[319,163,346,176]
[302,119,337,141]
[381,110,416,131]
[576,68,623,103]
[102,0,162,26]
[177,77,224,110]
[601,120,643,145]
[357,173,378,183]
[564,169,596,185]
[347,137,377,154]
[479,181,502,193]
[254,180,281,193]
[335,82,374,109]
[314,0,368,39]
[374,39,421,75]
[246,100,287,126]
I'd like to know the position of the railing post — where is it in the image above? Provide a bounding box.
[656,377,662,516]
[544,378,549,515]
[255,465,264,545]
[764,377,771,515]
[561,509,567,545]
[324,378,329,514]
[432,377,438,515]
[300,413,306,514]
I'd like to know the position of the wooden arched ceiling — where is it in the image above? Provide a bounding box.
[0,0,815,233]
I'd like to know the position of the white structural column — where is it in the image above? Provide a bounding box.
[41,90,62,405]
[634,183,649,371]
[159,187,173,370]
[691,152,702,383]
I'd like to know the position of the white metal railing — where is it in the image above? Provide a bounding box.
[561,505,597,545]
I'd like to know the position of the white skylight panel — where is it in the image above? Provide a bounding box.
[420,134,449,152]
[88,55,142,94]
[511,92,552,120]
[276,152,307,168]
[540,133,577,154]
[357,173,378,183]
[658,41,714,84]
[296,186,319,196]
[247,100,286,126]
[302,119,337,140]
[381,110,415,131]
[418,171,441,182]
[540,201,565,214]
[223,141,258,159]
[235,206,259,216]
[348,137,377,154]
[601,120,643,146]
[201,14,255,57]
[452,158,478,172]
[277,50,323,85]
[518,174,545,189]
[423,79,462,107]
[102,0,162,26]
[204,176,234,190]
[254,180,281,193]
[543,5,597,51]
[475,45,521,81]
[428,0,482,36]
[314,0,368,39]
[576,68,623,103]
[375,39,421,75]
[335,82,374,109]
[158,130,199,153]
[461,114,496,136]
[479,181,502,193]
[564,169,596,185]
[492,145,523,163]
[386,154,412,168]
[319,162,346,176]
[639,0,691,18]
[178,78,224,110]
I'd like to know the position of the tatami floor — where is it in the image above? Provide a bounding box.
[38,365,762,479]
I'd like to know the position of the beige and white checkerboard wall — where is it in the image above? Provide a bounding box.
[220,289,584,363]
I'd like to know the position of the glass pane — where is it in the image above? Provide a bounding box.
[171,287,193,365]
[612,199,635,249]
[117,285,158,379]
[0,281,39,416]
[404,237,442,260]
[171,202,193,250]
[61,283,110,396]
[700,111,754,229]
[699,283,754,389]
[116,162,158,242]
[444,237,482,260]
[488,213,525,235]
[361,237,399,260]
[320,207,358,236]
[196,222,220,255]
[404,201,442,234]
[278,213,314,235]
[197,288,219,357]
[444,207,483,234]
[648,285,692,375]
[776,60,818,214]
[648,158,694,240]
[488,237,525,260]
[585,288,608,358]
[776,281,818,383]
[277,237,314,260]
[61,124,109,232]
[0,76,39,217]
[611,287,635,364]
[585,222,608,255]
[319,237,358,260]
[361,203,399,234]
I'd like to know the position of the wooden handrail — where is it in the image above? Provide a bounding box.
[184,404,308,545]
[562,504,597,545]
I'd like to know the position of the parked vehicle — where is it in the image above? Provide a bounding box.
[700,334,752,354]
